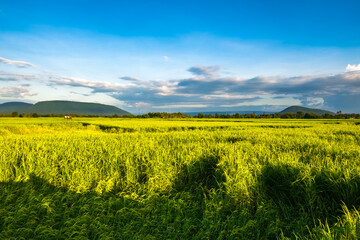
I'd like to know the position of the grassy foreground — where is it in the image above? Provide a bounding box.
[1,118,360,239]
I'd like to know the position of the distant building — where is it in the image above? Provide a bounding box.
[64,116,72,119]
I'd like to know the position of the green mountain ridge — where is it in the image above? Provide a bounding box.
[279,106,335,115]
[0,100,131,116]
[0,102,34,114]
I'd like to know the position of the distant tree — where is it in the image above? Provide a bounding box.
[304,113,318,119]
[197,113,204,118]
[296,111,305,119]
[281,112,295,119]
[11,112,18,117]
[323,113,332,119]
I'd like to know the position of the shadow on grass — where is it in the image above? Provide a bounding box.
[259,163,360,224]
[0,154,241,239]
[3,159,360,239]
[0,174,211,239]
[173,154,225,193]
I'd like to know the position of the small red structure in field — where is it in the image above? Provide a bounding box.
[64,115,72,119]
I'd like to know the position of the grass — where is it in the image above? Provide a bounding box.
[0,117,360,239]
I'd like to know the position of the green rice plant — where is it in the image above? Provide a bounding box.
[0,117,359,239]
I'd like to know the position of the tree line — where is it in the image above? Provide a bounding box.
[1,111,359,119]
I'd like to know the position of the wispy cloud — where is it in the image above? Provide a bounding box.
[49,76,125,93]
[120,76,141,82]
[0,57,36,68]
[187,65,220,77]
[0,70,36,82]
[0,86,37,98]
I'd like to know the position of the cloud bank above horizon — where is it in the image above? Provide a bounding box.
[1,55,360,113]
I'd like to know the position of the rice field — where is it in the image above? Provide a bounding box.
[1,117,360,239]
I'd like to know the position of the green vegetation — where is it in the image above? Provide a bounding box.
[1,118,360,239]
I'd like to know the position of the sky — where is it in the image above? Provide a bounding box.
[0,0,360,114]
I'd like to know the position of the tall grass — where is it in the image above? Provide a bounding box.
[0,117,360,239]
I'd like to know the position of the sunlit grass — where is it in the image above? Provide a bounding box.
[0,117,360,238]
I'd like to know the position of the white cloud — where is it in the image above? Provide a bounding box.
[0,86,37,98]
[163,56,169,61]
[0,57,36,68]
[346,64,360,72]
[306,97,324,106]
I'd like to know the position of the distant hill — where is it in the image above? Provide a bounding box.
[0,100,131,116]
[279,106,335,115]
[0,102,33,114]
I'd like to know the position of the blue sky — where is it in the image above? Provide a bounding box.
[0,0,360,113]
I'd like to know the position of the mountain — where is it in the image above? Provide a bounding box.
[279,106,335,115]
[0,100,131,116]
[0,102,33,114]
